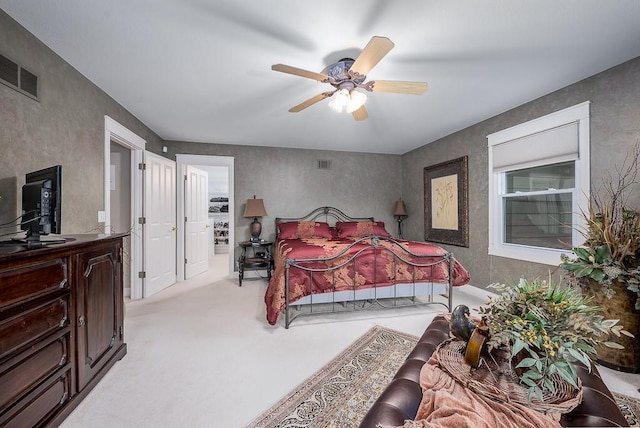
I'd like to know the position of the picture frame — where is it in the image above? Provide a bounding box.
[423,155,469,247]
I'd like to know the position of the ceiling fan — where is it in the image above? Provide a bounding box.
[271,36,428,121]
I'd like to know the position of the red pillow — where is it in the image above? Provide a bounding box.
[335,221,391,238]
[277,221,333,239]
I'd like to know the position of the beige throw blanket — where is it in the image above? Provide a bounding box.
[391,356,561,428]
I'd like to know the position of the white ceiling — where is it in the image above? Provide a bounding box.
[2,1,640,155]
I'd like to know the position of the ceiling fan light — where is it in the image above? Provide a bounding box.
[346,90,367,113]
[327,98,343,113]
[328,88,350,113]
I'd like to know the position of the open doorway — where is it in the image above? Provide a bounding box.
[109,141,132,297]
[104,116,145,300]
[176,154,235,281]
[205,166,230,259]
[105,117,178,300]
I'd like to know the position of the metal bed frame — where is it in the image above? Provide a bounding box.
[274,207,455,328]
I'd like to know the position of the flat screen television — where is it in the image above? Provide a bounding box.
[19,165,64,247]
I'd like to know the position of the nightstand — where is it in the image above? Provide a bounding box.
[238,240,273,286]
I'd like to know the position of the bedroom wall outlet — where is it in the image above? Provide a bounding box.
[98,210,106,223]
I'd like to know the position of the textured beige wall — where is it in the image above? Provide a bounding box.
[0,10,163,233]
[164,141,403,263]
[401,56,640,288]
[3,8,638,286]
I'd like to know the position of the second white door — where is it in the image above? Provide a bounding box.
[184,165,209,279]
[144,151,177,297]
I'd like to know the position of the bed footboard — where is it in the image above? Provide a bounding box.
[283,236,456,328]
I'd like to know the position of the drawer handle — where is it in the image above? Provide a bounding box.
[78,315,86,326]
[59,391,69,405]
[59,354,67,366]
[59,316,68,328]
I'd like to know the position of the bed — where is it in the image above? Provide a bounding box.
[264,207,470,328]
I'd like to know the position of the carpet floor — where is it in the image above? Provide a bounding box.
[58,255,640,427]
[249,326,640,428]
[614,392,640,427]
[248,326,418,428]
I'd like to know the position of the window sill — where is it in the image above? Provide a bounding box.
[489,244,568,266]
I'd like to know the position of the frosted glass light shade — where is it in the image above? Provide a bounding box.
[346,90,367,113]
[328,88,350,112]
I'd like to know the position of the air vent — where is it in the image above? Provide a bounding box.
[0,55,19,86]
[0,52,38,99]
[317,159,332,170]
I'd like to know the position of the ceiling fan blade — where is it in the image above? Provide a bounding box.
[288,93,331,112]
[272,64,328,82]
[352,105,368,121]
[371,80,428,95]
[350,36,395,76]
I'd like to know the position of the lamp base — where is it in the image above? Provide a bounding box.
[396,217,405,239]
[250,218,262,242]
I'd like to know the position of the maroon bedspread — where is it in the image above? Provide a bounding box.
[264,237,470,325]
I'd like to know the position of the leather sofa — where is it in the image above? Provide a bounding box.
[360,315,629,427]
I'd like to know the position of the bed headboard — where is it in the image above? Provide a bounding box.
[275,206,374,229]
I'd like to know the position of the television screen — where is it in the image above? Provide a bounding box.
[20,165,63,246]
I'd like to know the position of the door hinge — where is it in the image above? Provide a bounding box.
[185,216,188,222]
[138,271,146,279]
[138,162,146,170]
[119,326,124,340]
[184,258,188,265]
[184,174,188,181]
[138,217,146,225]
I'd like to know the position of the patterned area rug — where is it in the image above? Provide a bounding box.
[613,392,640,427]
[247,326,419,428]
[247,325,640,428]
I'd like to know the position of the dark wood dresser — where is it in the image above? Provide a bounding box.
[0,234,127,427]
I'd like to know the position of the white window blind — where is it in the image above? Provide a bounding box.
[492,122,579,172]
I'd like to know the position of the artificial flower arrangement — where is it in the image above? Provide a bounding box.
[477,277,631,403]
[560,143,640,309]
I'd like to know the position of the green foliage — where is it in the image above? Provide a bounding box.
[479,278,632,403]
[561,245,640,310]
[561,143,640,310]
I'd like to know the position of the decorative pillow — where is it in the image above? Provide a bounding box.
[335,221,391,238]
[277,221,333,239]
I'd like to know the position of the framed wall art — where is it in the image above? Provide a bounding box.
[423,155,469,247]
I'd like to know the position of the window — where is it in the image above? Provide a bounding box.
[487,102,590,265]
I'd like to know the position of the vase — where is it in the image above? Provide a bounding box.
[580,278,640,373]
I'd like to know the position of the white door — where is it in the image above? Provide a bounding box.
[144,151,177,297]
[184,165,209,279]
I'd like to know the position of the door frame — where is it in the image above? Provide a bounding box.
[104,116,145,300]
[176,154,235,281]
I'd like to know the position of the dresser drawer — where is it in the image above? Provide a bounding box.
[0,367,71,428]
[0,330,70,410]
[0,297,69,360]
[0,258,68,310]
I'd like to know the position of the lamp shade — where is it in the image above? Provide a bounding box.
[244,196,267,218]
[393,199,408,217]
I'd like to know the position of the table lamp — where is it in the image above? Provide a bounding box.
[244,195,267,242]
[393,198,408,239]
